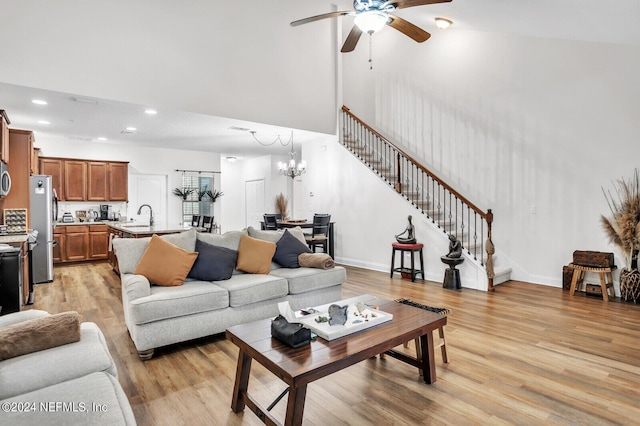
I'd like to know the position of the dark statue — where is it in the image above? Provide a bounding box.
[446,234,462,258]
[395,215,416,244]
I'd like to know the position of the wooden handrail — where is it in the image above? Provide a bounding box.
[342,106,492,224]
[341,105,495,291]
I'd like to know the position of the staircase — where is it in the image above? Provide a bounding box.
[340,106,511,290]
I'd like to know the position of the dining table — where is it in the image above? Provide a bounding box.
[260,220,335,258]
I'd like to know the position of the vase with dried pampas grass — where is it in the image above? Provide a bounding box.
[601,169,640,302]
[275,193,288,220]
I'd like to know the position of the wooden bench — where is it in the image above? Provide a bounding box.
[568,263,616,301]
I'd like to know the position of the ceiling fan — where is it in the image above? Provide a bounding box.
[291,0,452,53]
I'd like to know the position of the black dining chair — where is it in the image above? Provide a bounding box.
[263,214,279,230]
[201,215,214,233]
[305,214,331,254]
[192,215,202,227]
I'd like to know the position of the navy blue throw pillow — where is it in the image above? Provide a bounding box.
[273,229,312,268]
[188,239,237,281]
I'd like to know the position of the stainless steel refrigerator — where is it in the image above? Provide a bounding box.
[30,175,58,283]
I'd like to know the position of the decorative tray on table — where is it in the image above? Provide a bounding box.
[298,302,392,341]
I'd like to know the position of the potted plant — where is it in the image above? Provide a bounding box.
[197,185,209,201]
[601,169,640,302]
[206,189,224,202]
[172,187,194,200]
[275,193,288,220]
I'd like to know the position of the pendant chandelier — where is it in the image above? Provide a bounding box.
[250,130,307,179]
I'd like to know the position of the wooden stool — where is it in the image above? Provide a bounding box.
[390,242,424,282]
[568,263,616,301]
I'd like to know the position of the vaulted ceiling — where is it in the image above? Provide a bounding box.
[1,0,638,158]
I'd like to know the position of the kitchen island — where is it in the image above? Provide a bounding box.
[107,223,195,273]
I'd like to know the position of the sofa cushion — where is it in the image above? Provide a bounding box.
[113,229,196,274]
[273,229,312,268]
[134,234,198,286]
[236,235,276,274]
[129,281,230,324]
[196,229,247,250]
[0,311,81,361]
[270,266,347,295]
[0,372,136,426]
[215,273,289,307]
[0,322,117,400]
[188,239,237,281]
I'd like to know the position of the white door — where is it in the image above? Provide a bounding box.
[245,179,265,228]
[128,174,168,225]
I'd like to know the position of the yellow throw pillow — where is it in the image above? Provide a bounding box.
[236,234,276,274]
[134,234,198,286]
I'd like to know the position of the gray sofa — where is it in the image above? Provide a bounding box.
[0,310,136,425]
[113,227,345,359]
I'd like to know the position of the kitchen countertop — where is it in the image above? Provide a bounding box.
[0,234,29,244]
[56,221,119,226]
[107,223,195,235]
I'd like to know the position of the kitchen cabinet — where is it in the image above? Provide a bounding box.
[108,162,128,201]
[39,158,64,200]
[88,224,109,259]
[3,129,34,217]
[0,110,9,163]
[64,160,87,201]
[87,161,108,201]
[65,225,89,261]
[31,147,40,174]
[54,224,109,263]
[39,156,128,201]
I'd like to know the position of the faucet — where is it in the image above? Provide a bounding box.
[137,204,154,226]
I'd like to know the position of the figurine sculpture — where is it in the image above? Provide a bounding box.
[328,304,348,326]
[395,215,417,244]
[446,234,463,258]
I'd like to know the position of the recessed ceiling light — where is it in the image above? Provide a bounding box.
[37,120,50,125]
[435,17,453,29]
[97,137,108,141]
[144,109,157,115]
[32,99,48,105]
[126,127,137,131]
[225,156,238,162]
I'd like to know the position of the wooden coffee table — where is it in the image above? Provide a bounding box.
[226,296,447,426]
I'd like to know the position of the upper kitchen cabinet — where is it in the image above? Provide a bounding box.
[64,160,87,201]
[3,129,34,212]
[87,161,108,201]
[108,162,128,201]
[39,157,64,200]
[0,110,10,163]
[39,156,128,201]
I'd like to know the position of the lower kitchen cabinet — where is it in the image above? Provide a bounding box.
[53,224,109,263]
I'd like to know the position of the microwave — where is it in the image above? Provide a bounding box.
[0,161,10,197]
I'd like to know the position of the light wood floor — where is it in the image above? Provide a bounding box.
[31,261,640,425]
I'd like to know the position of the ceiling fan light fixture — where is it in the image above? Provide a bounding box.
[354,11,388,34]
[435,17,453,29]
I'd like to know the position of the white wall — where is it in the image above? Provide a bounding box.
[36,136,220,226]
[341,27,640,290]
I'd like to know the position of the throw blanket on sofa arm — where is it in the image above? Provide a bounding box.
[298,253,334,269]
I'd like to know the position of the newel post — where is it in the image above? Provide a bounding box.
[485,209,495,292]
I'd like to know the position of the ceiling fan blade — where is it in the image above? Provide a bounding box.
[290,11,352,27]
[387,16,431,43]
[394,0,452,10]
[341,25,363,53]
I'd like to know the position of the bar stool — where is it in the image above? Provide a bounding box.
[390,242,424,282]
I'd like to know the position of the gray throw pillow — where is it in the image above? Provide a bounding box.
[188,239,237,281]
[273,229,312,268]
